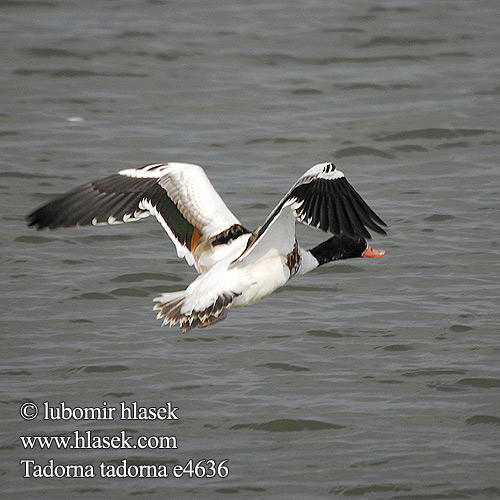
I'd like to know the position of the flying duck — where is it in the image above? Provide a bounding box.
[26,162,387,332]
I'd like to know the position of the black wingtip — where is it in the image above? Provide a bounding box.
[25,208,46,230]
[25,204,63,230]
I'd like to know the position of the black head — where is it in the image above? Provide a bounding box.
[309,234,367,266]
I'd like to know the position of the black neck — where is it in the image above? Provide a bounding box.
[309,235,367,266]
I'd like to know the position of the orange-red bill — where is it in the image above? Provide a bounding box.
[363,244,386,258]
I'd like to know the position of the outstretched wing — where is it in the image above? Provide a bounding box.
[286,162,386,238]
[234,162,386,265]
[26,162,241,269]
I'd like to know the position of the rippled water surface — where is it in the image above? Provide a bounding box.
[2,0,500,499]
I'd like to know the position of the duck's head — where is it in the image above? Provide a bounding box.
[310,234,385,265]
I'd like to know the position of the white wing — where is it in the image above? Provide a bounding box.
[26,162,242,270]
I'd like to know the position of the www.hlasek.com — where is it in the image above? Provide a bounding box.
[19,401,229,479]
[20,429,178,451]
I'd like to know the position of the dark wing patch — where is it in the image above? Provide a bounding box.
[26,174,157,229]
[145,183,196,251]
[290,176,387,239]
[26,174,197,252]
[211,224,250,247]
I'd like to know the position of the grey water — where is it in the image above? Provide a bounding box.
[2,0,500,498]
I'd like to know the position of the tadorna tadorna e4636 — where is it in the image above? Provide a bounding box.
[27,162,387,332]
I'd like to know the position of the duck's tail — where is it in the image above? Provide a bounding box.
[153,290,237,333]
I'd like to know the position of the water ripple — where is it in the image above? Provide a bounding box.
[231,419,345,432]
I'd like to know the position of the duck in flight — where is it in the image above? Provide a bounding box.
[26,162,387,332]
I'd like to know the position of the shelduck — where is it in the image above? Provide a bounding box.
[26,162,387,332]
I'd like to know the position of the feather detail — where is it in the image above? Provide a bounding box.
[234,162,386,266]
[154,290,239,333]
[26,162,241,271]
